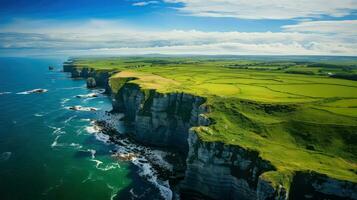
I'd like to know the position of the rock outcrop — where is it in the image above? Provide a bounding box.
[63,64,113,93]
[86,77,96,88]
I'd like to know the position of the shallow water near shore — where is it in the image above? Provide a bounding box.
[0,57,167,200]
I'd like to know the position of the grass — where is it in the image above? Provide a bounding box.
[69,56,357,186]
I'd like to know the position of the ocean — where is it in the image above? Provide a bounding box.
[0,57,169,200]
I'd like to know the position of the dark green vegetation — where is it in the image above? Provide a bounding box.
[68,56,357,187]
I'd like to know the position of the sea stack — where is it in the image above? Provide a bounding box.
[86,77,96,88]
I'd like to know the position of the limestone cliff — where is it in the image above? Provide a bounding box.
[111,80,290,199]
[63,63,357,200]
[181,131,281,200]
[112,83,206,153]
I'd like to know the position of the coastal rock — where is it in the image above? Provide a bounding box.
[86,77,96,88]
[63,64,114,93]
[257,176,288,200]
[112,152,138,161]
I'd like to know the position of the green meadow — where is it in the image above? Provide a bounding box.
[70,56,357,186]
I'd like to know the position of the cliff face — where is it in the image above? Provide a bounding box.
[181,131,281,200]
[112,83,207,153]
[112,82,289,200]
[289,172,357,200]
[63,64,113,93]
[64,64,357,200]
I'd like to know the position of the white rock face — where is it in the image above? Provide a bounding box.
[181,131,280,200]
[113,84,206,152]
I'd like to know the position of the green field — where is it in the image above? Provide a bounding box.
[70,56,357,187]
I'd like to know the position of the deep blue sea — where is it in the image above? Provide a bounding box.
[0,58,170,200]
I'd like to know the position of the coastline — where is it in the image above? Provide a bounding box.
[63,61,357,200]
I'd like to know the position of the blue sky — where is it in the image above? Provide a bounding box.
[0,0,356,56]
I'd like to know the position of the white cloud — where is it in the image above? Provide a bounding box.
[163,0,357,19]
[133,1,159,6]
[0,19,356,56]
[62,42,356,56]
[282,20,357,35]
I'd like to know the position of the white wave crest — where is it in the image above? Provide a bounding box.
[57,86,85,90]
[48,126,65,135]
[81,172,93,183]
[0,152,12,161]
[66,105,99,112]
[96,162,121,171]
[132,158,172,200]
[91,159,103,168]
[60,98,70,105]
[64,115,77,123]
[69,143,83,149]
[89,149,96,159]
[94,132,110,144]
[51,135,62,147]
[85,125,101,134]
[0,92,11,95]
[76,93,100,98]
[112,138,173,200]
[17,88,48,94]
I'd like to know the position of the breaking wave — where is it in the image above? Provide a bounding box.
[65,105,99,112]
[51,135,61,147]
[0,92,11,95]
[0,152,12,161]
[17,88,48,94]
[34,113,44,117]
[92,120,174,200]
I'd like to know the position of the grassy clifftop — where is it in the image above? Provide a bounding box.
[70,56,357,184]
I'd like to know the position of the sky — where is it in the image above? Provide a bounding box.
[0,0,356,56]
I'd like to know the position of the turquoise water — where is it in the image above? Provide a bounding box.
[0,58,164,200]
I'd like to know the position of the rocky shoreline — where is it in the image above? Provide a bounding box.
[63,63,357,200]
[94,119,186,182]
[90,118,185,199]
